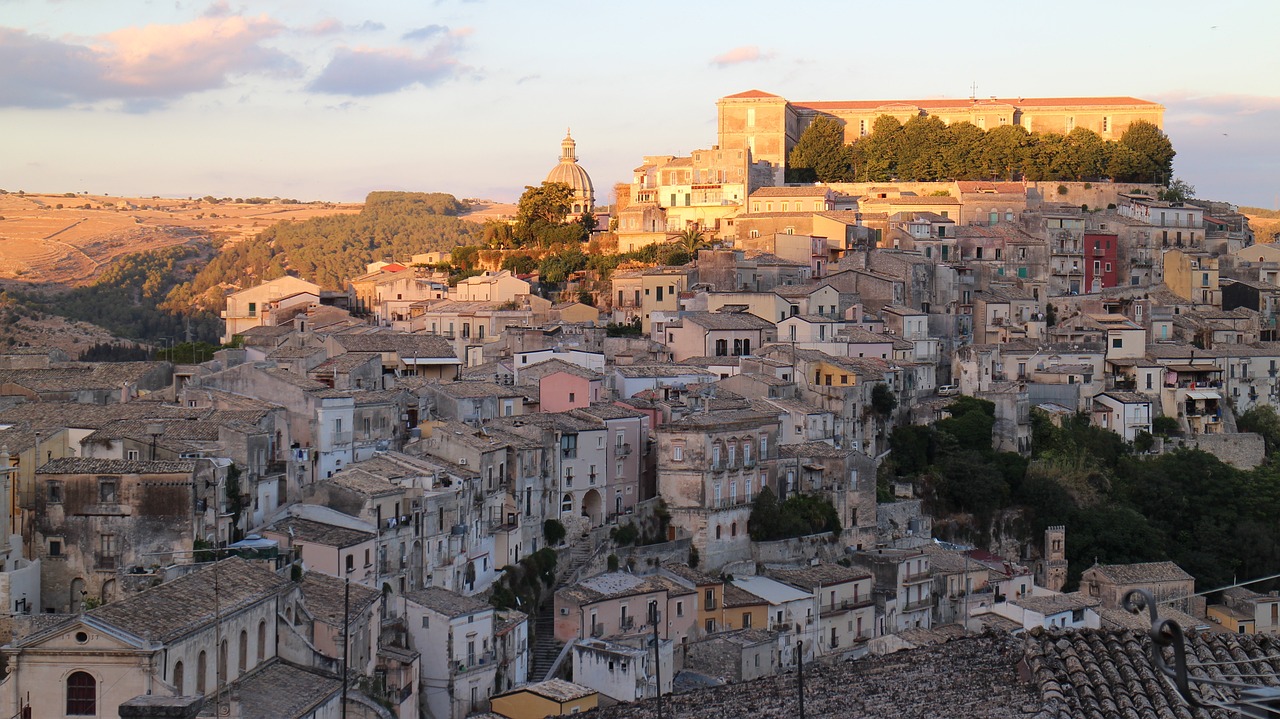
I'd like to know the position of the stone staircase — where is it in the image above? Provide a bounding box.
[528,540,598,681]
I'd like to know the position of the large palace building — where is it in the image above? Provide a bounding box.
[716,89,1165,182]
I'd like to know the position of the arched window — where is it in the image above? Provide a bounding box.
[197,651,207,693]
[257,620,267,662]
[731,522,737,537]
[561,494,573,514]
[238,629,248,674]
[715,525,722,540]
[217,639,228,684]
[172,661,184,695]
[66,671,96,715]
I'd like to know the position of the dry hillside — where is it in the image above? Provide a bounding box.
[0,192,366,287]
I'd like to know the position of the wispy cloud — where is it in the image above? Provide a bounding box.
[307,28,472,96]
[0,13,296,109]
[305,17,385,36]
[710,45,774,68]
[403,24,447,41]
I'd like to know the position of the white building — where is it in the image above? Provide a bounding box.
[572,636,672,703]
[403,586,499,719]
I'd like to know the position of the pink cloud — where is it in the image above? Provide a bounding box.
[710,45,774,68]
[0,13,296,109]
[94,14,293,94]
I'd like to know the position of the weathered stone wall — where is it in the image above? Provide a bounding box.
[1164,432,1266,469]
[751,532,843,566]
[876,500,930,543]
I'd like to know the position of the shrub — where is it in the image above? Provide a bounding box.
[1056,185,1068,195]
[543,519,566,546]
[1152,416,1180,436]
[610,523,639,546]
[607,554,619,572]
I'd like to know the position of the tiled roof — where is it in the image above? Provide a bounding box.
[1022,628,1263,719]
[265,516,375,548]
[612,364,716,379]
[590,633,1035,718]
[299,572,380,627]
[234,660,342,719]
[749,186,832,197]
[428,380,524,398]
[722,89,783,99]
[507,678,597,702]
[1014,592,1100,615]
[767,562,869,589]
[1087,561,1194,585]
[660,409,779,430]
[518,358,604,382]
[793,96,1160,111]
[326,468,403,497]
[36,457,196,475]
[680,311,775,331]
[404,586,491,618]
[331,333,458,359]
[88,557,290,643]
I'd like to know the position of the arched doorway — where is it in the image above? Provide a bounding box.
[582,489,603,527]
[69,578,85,613]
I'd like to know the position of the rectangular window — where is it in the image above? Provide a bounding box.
[673,444,684,461]
[47,481,62,503]
[247,302,256,317]
[49,539,62,557]
[98,477,118,503]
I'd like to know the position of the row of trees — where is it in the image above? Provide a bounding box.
[886,396,1280,592]
[788,115,1176,184]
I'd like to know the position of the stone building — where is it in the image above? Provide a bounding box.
[0,557,358,719]
[715,89,1163,181]
[33,457,222,612]
[1078,560,1198,615]
[656,409,780,570]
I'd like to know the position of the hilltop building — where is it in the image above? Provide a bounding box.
[546,130,595,215]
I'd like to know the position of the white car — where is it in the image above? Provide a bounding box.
[937,384,959,397]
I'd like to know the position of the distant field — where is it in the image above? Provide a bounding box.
[0,192,513,289]
[1241,207,1280,244]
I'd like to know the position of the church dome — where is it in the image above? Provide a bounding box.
[544,130,595,214]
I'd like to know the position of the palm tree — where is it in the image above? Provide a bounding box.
[676,226,708,263]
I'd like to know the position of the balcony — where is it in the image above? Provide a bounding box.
[617,443,632,457]
[903,570,931,585]
[329,431,353,447]
[902,596,936,612]
[455,651,496,675]
[264,460,287,475]
[95,554,117,571]
[590,623,604,638]
[620,616,635,630]
[820,597,875,616]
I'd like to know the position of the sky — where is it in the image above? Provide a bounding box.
[1,0,1277,208]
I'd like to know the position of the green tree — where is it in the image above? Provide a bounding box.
[854,115,905,181]
[748,485,781,541]
[870,382,898,417]
[1058,128,1108,180]
[517,182,575,227]
[676,226,708,258]
[538,249,587,284]
[896,115,948,181]
[940,122,985,180]
[1238,405,1280,456]
[579,210,598,234]
[1159,177,1196,203]
[787,116,854,183]
[543,519,566,546]
[451,245,481,270]
[1119,120,1175,184]
[500,254,538,275]
[976,125,1031,180]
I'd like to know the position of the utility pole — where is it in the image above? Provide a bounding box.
[796,640,805,719]
[650,600,663,719]
[342,578,350,719]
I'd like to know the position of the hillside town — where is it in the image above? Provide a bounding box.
[0,89,1274,719]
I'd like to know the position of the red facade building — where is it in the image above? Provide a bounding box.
[1084,233,1119,292]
